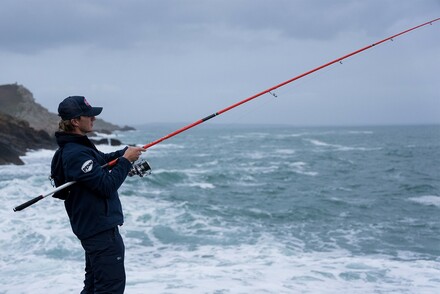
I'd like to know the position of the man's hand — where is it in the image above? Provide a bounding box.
[123,146,146,162]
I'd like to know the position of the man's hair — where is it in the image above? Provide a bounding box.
[58,119,75,132]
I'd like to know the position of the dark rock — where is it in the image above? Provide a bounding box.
[0,83,134,165]
[0,142,25,165]
[0,113,56,165]
[0,83,59,134]
[90,138,123,146]
[0,83,135,135]
[119,125,136,131]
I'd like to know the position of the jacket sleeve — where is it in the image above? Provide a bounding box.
[64,148,132,199]
[99,146,129,162]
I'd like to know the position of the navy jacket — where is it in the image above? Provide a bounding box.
[55,132,132,240]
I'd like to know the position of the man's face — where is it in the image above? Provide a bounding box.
[73,116,96,134]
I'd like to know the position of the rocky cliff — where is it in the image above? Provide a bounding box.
[0,83,134,165]
[0,113,55,165]
[0,84,131,134]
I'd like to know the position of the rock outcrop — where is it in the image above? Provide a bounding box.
[0,84,133,134]
[0,83,134,165]
[0,113,56,165]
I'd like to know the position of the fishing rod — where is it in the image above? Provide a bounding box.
[107,17,439,165]
[13,18,439,212]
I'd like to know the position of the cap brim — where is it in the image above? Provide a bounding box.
[83,107,103,117]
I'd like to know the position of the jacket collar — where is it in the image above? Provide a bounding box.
[55,131,98,151]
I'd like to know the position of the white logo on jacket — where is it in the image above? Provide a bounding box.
[81,160,93,173]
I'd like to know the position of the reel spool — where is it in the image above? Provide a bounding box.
[128,159,152,177]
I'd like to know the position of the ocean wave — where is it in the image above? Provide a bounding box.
[287,161,318,176]
[347,130,374,135]
[408,195,440,208]
[243,151,266,160]
[149,143,185,150]
[20,148,55,160]
[274,149,295,155]
[274,133,307,139]
[305,138,379,152]
[219,132,271,141]
[180,182,215,189]
[2,125,439,294]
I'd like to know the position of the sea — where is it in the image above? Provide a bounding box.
[0,124,439,294]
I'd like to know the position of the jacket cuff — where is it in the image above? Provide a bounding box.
[118,156,132,167]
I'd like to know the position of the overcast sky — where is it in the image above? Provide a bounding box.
[1,0,439,127]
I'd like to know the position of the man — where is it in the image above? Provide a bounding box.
[52,96,144,293]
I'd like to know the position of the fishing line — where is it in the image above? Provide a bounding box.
[13,18,439,211]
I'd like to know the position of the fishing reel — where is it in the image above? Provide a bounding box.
[128,159,152,177]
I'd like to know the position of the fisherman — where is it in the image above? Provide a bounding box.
[52,96,145,293]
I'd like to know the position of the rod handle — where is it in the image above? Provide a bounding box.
[13,195,44,212]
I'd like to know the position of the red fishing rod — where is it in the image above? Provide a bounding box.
[111,17,439,161]
[14,18,439,212]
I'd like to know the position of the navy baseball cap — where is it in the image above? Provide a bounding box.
[58,96,103,120]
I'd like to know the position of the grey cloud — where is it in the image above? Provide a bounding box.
[0,0,438,126]
[1,0,438,54]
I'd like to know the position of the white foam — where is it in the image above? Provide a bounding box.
[89,131,119,139]
[194,160,219,167]
[288,161,318,176]
[408,195,440,208]
[305,139,379,152]
[150,143,185,150]
[275,149,296,155]
[308,139,332,147]
[3,236,440,294]
[2,126,439,294]
[244,151,265,160]
[3,181,440,294]
[20,148,55,160]
[123,244,440,294]
[185,182,215,189]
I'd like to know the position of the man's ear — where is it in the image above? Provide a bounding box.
[70,118,80,127]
